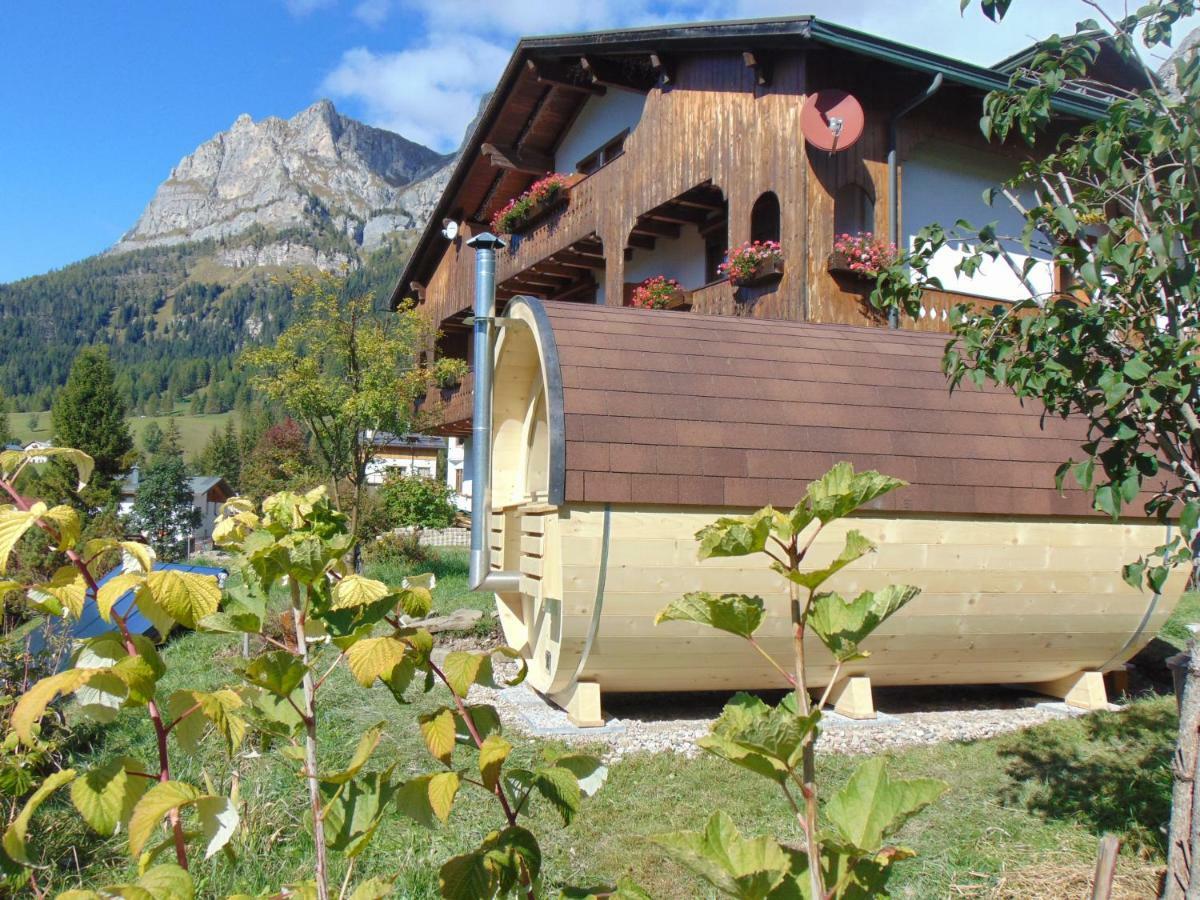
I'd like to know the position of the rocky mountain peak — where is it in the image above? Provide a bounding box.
[113,100,454,259]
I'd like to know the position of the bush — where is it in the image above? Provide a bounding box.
[363,529,430,567]
[378,472,457,529]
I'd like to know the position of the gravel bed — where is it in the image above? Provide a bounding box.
[462,656,1093,762]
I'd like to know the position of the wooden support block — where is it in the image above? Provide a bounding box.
[1032,670,1109,710]
[827,676,875,720]
[549,681,604,727]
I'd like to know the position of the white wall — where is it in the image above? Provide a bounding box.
[366,455,436,485]
[624,223,708,291]
[448,437,471,512]
[554,89,646,173]
[903,144,1053,301]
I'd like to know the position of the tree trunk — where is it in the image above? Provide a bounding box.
[1164,639,1200,898]
[1090,834,1120,900]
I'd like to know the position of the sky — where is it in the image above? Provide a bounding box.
[0,1,1190,284]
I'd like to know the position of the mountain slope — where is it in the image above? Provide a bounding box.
[1,101,454,414]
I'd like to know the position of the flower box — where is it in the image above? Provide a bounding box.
[731,257,785,287]
[491,174,573,235]
[826,250,877,281]
[627,277,690,310]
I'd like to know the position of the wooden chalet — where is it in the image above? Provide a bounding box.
[391,17,1177,725]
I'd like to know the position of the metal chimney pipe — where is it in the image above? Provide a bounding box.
[466,232,520,593]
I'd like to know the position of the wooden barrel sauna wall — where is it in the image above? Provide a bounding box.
[486,297,1182,710]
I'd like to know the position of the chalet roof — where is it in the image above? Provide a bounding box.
[188,476,228,496]
[515,297,1133,519]
[392,15,1113,308]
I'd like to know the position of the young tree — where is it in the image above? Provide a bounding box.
[239,418,317,501]
[0,390,11,449]
[131,435,198,562]
[48,347,134,509]
[907,2,1199,892]
[25,413,38,434]
[242,270,452,549]
[141,421,165,458]
[195,418,241,490]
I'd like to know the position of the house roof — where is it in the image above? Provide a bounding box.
[511,297,1151,519]
[392,15,1114,308]
[188,476,228,496]
[364,431,448,450]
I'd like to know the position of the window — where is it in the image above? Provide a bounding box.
[750,192,781,243]
[834,183,874,237]
[576,130,630,176]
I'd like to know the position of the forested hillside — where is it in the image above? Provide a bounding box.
[0,230,416,414]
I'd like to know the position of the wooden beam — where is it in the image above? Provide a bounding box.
[632,219,681,239]
[481,142,554,175]
[743,51,772,87]
[580,55,648,92]
[409,281,426,301]
[646,204,709,226]
[526,59,605,95]
[625,233,656,251]
[529,261,585,278]
[648,52,674,86]
[549,251,601,269]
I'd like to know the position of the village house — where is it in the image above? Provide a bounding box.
[390,16,1171,724]
[363,430,446,485]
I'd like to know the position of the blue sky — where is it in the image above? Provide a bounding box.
[0,1,1189,283]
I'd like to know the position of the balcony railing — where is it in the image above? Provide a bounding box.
[415,370,473,436]
[496,170,609,284]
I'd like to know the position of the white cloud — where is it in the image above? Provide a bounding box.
[321,37,511,150]
[284,0,335,16]
[353,0,393,27]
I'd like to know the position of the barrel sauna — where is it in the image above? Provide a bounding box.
[485,297,1181,723]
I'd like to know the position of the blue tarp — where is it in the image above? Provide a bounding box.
[26,563,225,670]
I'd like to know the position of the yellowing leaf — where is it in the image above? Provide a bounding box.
[345,637,406,687]
[331,574,390,610]
[195,794,239,859]
[419,708,456,766]
[70,757,143,836]
[97,571,145,622]
[128,780,202,857]
[321,722,385,784]
[441,651,491,696]
[145,569,220,629]
[36,565,88,618]
[132,863,194,899]
[2,768,76,864]
[42,504,81,551]
[478,734,512,791]
[121,541,156,574]
[13,668,98,743]
[428,771,459,823]
[0,505,39,575]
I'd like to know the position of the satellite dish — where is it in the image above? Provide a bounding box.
[801,90,864,152]
[441,219,459,240]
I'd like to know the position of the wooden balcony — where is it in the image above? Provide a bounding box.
[416,370,473,437]
[496,170,609,287]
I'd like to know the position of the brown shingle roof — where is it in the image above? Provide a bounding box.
[519,298,1117,518]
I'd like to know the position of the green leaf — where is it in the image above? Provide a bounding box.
[345,636,407,687]
[128,780,203,858]
[696,509,776,560]
[331,574,390,610]
[348,876,395,900]
[167,689,246,754]
[439,827,542,900]
[441,651,494,696]
[455,704,502,745]
[809,585,920,663]
[784,530,876,591]
[804,463,906,525]
[509,766,581,825]
[654,592,765,639]
[196,794,239,859]
[394,772,457,829]
[652,810,802,900]
[241,650,309,697]
[321,722,386,785]
[478,734,512,791]
[70,757,147,836]
[419,707,457,766]
[824,757,947,853]
[134,863,195,900]
[321,767,398,857]
[145,569,220,629]
[2,768,76,864]
[548,753,608,798]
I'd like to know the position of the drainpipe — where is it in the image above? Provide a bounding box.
[888,72,943,329]
[466,232,521,593]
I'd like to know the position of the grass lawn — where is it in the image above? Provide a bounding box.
[26,576,1184,898]
[366,548,497,638]
[6,407,232,459]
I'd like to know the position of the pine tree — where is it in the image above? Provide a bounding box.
[0,389,12,449]
[141,421,165,458]
[49,347,134,508]
[196,419,241,489]
[131,446,198,562]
